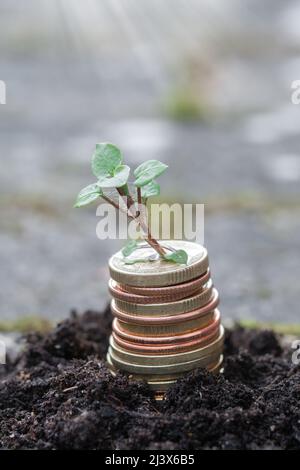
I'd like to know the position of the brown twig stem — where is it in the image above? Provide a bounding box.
[116,187,166,256]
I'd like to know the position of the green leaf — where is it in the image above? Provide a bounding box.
[97,165,130,188]
[163,249,188,265]
[134,160,168,187]
[74,183,102,208]
[91,143,122,178]
[141,180,160,199]
[122,239,138,257]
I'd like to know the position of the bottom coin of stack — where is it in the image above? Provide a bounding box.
[106,241,224,397]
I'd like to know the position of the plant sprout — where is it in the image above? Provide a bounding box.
[74,143,188,264]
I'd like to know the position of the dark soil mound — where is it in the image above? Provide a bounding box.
[0,308,299,450]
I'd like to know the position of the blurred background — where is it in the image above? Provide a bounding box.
[0,0,300,327]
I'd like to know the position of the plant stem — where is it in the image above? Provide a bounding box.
[117,187,166,256]
[136,186,142,218]
[117,187,136,214]
[137,187,142,206]
[101,194,133,218]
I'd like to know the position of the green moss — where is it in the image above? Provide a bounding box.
[162,87,212,122]
[0,316,52,333]
[255,287,272,300]
[1,314,299,337]
[239,319,300,336]
[0,194,63,218]
[154,191,300,215]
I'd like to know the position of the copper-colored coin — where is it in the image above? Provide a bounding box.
[109,326,224,366]
[112,309,221,344]
[112,327,219,355]
[112,281,214,316]
[117,311,215,336]
[109,278,210,305]
[117,269,211,301]
[111,288,219,324]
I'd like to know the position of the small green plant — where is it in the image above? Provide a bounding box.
[74,143,188,264]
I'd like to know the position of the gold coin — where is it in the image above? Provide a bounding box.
[142,355,224,392]
[106,352,223,382]
[116,311,215,336]
[112,310,221,345]
[113,280,214,316]
[108,348,222,375]
[109,279,208,304]
[147,380,177,392]
[106,361,177,393]
[118,269,211,300]
[109,241,209,287]
[106,353,184,381]
[209,354,223,374]
[111,288,219,322]
[109,326,224,366]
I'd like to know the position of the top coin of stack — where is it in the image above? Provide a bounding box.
[106,241,224,395]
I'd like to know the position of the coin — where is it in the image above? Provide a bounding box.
[112,281,214,315]
[109,278,210,304]
[209,354,223,374]
[116,314,215,336]
[107,354,185,381]
[112,309,221,344]
[112,327,220,355]
[118,269,211,300]
[119,311,214,336]
[109,326,224,366]
[106,352,223,382]
[109,241,209,287]
[114,302,215,336]
[147,380,176,392]
[111,287,218,320]
[108,347,222,375]
[144,355,224,392]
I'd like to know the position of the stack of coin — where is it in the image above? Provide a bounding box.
[106,241,224,396]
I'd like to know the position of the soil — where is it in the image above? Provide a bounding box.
[0,306,299,450]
